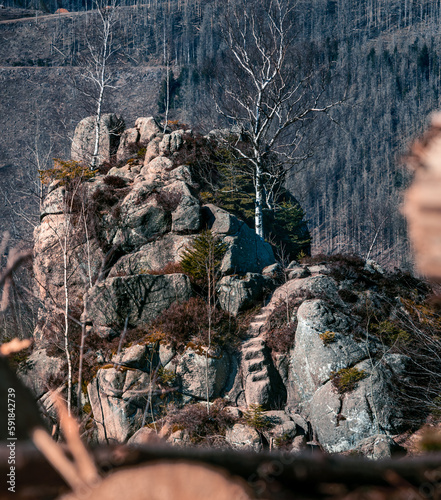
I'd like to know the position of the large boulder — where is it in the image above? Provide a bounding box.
[71,113,125,165]
[261,411,298,445]
[202,204,275,274]
[176,347,230,402]
[349,434,406,460]
[217,273,274,316]
[225,423,263,452]
[167,181,201,233]
[159,129,185,155]
[111,344,157,371]
[33,212,105,329]
[143,136,161,165]
[278,275,345,307]
[308,355,413,453]
[116,127,140,161]
[86,273,193,338]
[109,188,171,250]
[140,156,175,184]
[287,298,376,407]
[135,116,161,143]
[40,185,65,219]
[88,365,151,443]
[18,348,65,399]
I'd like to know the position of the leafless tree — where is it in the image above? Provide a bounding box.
[74,0,121,168]
[215,0,344,238]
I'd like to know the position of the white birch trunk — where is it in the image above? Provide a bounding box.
[255,158,264,239]
[63,218,73,416]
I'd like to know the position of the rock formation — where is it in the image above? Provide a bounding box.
[24,117,437,458]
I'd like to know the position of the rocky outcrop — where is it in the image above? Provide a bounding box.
[28,116,433,457]
[349,434,406,460]
[18,348,65,399]
[71,113,125,165]
[108,234,194,277]
[88,365,151,443]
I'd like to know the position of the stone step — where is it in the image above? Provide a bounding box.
[250,317,267,325]
[250,371,270,383]
[243,350,265,361]
[252,314,268,322]
[242,338,265,348]
[247,360,265,373]
[248,325,265,336]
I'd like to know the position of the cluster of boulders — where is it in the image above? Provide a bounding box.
[23,115,426,459]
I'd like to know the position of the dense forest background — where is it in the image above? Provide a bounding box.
[1,0,441,269]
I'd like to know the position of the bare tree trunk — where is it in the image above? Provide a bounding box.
[62,217,73,416]
[164,60,170,134]
[205,235,215,415]
[82,0,119,170]
[91,26,108,169]
[76,300,87,414]
[91,97,102,168]
[162,19,170,133]
[255,160,264,239]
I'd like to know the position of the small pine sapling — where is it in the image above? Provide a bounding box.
[180,230,227,413]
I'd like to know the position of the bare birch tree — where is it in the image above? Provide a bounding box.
[76,0,121,169]
[216,0,344,238]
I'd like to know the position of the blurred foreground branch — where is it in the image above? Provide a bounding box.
[2,441,441,499]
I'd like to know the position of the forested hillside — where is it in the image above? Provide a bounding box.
[2,0,441,267]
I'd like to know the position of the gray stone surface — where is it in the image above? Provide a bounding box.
[135,116,161,144]
[112,193,170,250]
[143,136,161,165]
[287,265,311,280]
[127,427,163,446]
[262,411,298,444]
[176,347,230,401]
[308,356,412,453]
[285,275,345,306]
[71,113,124,165]
[111,344,155,371]
[18,348,65,398]
[140,156,175,184]
[159,343,176,368]
[225,423,263,452]
[40,186,65,219]
[217,273,273,316]
[116,127,140,161]
[172,195,201,233]
[203,204,275,274]
[159,130,184,155]
[86,273,192,337]
[108,233,194,276]
[291,435,308,453]
[262,263,283,280]
[350,434,406,460]
[241,338,286,410]
[88,366,150,443]
[288,298,374,407]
